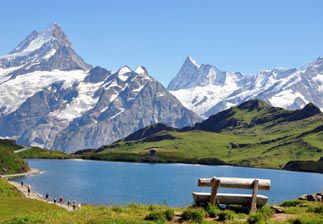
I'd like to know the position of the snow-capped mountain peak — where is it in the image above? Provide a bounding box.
[0,24,91,76]
[185,56,200,68]
[134,66,148,75]
[169,57,323,117]
[0,25,202,152]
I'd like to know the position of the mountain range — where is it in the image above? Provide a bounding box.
[0,24,322,153]
[169,56,323,117]
[0,24,201,152]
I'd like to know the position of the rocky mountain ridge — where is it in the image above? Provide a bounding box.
[0,24,201,152]
[169,56,323,117]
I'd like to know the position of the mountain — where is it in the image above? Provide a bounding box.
[168,56,323,117]
[0,24,201,152]
[79,100,323,172]
[0,24,91,77]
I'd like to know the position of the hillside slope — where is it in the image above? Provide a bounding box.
[79,100,323,171]
[0,139,29,175]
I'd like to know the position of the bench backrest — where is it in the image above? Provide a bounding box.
[198,177,271,190]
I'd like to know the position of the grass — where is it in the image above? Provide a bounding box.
[80,114,323,171]
[0,140,29,175]
[0,178,322,223]
[17,147,74,159]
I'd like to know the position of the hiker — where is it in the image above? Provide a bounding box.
[59,196,63,205]
[67,200,70,208]
[72,201,77,210]
[27,185,31,195]
[54,197,57,204]
[45,193,49,202]
[20,181,23,187]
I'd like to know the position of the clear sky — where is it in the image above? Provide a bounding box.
[1,0,323,86]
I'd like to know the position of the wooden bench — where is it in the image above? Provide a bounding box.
[192,177,271,212]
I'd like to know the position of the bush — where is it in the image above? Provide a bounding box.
[247,212,265,224]
[290,217,323,224]
[182,208,205,223]
[247,207,273,224]
[227,204,249,214]
[280,200,303,207]
[144,211,166,222]
[163,209,174,221]
[307,205,323,214]
[290,218,302,224]
[205,204,221,218]
[218,210,235,221]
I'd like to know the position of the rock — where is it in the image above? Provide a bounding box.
[299,193,323,202]
[299,194,310,200]
[271,205,284,214]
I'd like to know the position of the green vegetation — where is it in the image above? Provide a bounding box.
[80,111,323,171]
[0,140,29,175]
[17,147,74,159]
[1,178,322,223]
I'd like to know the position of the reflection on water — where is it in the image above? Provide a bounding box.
[15,159,323,207]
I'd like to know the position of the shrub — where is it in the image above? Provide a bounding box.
[144,211,166,222]
[247,212,265,224]
[280,200,303,207]
[163,209,174,221]
[290,218,302,224]
[227,204,249,214]
[258,206,274,218]
[182,208,205,223]
[205,204,221,218]
[218,210,235,221]
[247,206,273,224]
[307,205,323,214]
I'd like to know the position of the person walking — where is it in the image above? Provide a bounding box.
[27,185,31,195]
[72,201,77,210]
[20,181,23,187]
[45,193,49,202]
[59,196,63,205]
[67,200,70,208]
[54,197,57,204]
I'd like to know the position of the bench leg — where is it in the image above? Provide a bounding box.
[210,177,221,205]
[250,179,259,212]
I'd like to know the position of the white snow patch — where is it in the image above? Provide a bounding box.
[43,49,56,60]
[269,89,308,108]
[0,70,87,114]
[134,66,146,75]
[117,66,132,81]
[50,81,104,121]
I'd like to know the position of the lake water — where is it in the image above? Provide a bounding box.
[15,159,323,207]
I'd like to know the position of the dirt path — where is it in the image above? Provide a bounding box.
[0,168,42,179]
[8,181,74,212]
[14,146,31,154]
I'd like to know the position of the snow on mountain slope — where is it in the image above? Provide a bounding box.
[169,57,323,117]
[0,23,91,76]
[0,25,201,152]
[0,69,86,114]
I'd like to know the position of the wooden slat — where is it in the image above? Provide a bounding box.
[250,179,259,212]
[192,192,268,206]
[198,177,271,190]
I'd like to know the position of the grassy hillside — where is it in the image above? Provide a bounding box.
[0,178,322,223]
[79,100,323,171]
[0,139,29,175]
[17,147,74,159]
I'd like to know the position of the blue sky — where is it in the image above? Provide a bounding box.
[1,0,323,85]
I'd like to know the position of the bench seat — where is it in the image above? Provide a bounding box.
[192,192,268,206]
